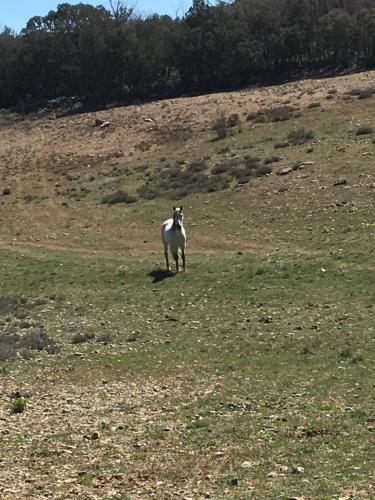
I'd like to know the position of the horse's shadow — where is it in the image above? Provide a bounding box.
[148,269,175,283]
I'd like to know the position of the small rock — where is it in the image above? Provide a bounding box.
[278,167,292,176]
[334,178,347,186]
[240,461,252,469]
[94,118,105,127]
[228,477,239,486]
[292,465,304,474]
[90,431,100,440]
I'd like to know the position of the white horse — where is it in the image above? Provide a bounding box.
[161,206,187,272]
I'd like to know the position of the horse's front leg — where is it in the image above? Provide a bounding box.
[164,243,171,272]
[173,251,179,273]
[182,249,187,272]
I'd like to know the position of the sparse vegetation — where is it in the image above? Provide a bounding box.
[287,127,314,145]
[101,190,137,205]
[186,160,207,173]
[0,330,60,361]
[307,101,321,108]
[212,112,240,140]
[346,87,375,99]
[264,155,281,164]
[11,396,27,414]
[71,332,95,344]
[247,106,295,124]
[212,112,229,140]
[356,125,374,135]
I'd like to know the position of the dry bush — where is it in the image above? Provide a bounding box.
[71,332,95,344]
[264,155,281,165]
[274,141,290,149]
[356,126,374,136]
[307,101,321,109]
[102,190,137,205]
[0,330,60,361]
[212,112,241,139]
[227,113,240,127]
[266,106,295,122]
[186,160,207,173]
[212,112,228,139]
[138,164,231,200]
[255,165,273,176]
[346,87,375,99]
[212,162,233,175]
[287,127,314,145]
[247,106,295,124]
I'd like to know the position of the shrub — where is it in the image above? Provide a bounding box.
[101,190,137,205]
[252,113,267,124]
[212,112,228,139]
[264,155,281,165]
[287,128,314,145]
[358,88,375,99]
[186,160,207,173]
[274,141,289,149]
[346,87,375,99]
[97,333,113,344]
[307,101,321,109]
[244,156,261,169]
[137,184,159,200]
[0,330,60,361]
[11,396,27,414]
[255,165,273,176]
[247,106,294,123]
[266,106,295,122]
[21,330,60,354]
[233,167,252,185]
[246,111,258,121]
[227,113,240,127]
[212,162,232,175]
[356,126,374,136]
[71,332,95,344]
[0,334,18,361]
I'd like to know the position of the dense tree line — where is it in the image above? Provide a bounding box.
[1,0,375,109]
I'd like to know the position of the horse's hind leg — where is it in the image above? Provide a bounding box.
[182,249,187,272]
[164,243,171,272]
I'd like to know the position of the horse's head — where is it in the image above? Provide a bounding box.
[173,206,184,230]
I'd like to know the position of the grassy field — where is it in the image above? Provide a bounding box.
[0,71,374,499]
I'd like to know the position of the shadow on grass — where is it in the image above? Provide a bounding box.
[148,269,175,283]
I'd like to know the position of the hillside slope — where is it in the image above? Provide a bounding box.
[0,70,374,499]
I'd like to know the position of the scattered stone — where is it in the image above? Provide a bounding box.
[334,178,347,186]
[278,167,292,176]
[240,461,252,469]
[94,118,106,127]
[292,465,305,474]
[90,431,100,440]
